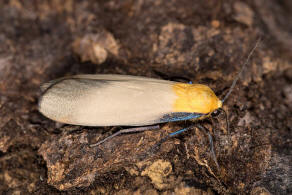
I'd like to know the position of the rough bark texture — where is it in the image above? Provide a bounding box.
[0,0,291,194]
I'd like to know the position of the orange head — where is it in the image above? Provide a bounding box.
[173,83,222,114]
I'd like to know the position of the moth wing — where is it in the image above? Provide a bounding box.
[40,74,173,92]
[39,75,180,126]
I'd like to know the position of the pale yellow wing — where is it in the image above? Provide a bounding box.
[39,74,178,126]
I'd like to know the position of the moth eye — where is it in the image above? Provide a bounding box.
[211,109,220,117]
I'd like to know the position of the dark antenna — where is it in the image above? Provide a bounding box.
[222,38,261,103]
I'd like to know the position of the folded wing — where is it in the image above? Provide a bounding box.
[39,74,186,126]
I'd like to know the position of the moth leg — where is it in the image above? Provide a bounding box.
[90,125,160,147]
[169,126,194,136]
[196,124,220,170]
[148,126,195,154]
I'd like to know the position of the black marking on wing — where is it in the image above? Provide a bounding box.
[158,112,205,123]
[41,78,109,95]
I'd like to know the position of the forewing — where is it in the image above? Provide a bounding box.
[39,75,180,126]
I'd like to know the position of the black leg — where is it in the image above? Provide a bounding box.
[196,124,220,170]
[90,125,160,147]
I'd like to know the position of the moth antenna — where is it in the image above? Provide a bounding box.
[222,38,261,103]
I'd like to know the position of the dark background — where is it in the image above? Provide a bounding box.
[0,0,291,194]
